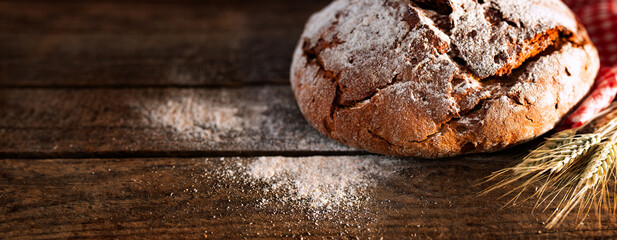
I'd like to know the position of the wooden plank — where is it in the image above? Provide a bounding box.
[1,155,616,239]
[0,86,356,157]
[0,0,329,87]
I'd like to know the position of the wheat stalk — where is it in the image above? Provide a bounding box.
[482,102,617,228]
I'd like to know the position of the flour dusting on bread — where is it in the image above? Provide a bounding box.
[291,0,599,158]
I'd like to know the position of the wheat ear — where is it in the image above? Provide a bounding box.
[545,142,617,228]
[480,132,600,201]
[482,102,617,228]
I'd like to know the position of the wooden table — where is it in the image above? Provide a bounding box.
[1,0,616,239]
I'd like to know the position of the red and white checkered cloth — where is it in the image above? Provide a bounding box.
[558,0,617,130]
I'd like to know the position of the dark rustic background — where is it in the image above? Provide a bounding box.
[1,0,617,239]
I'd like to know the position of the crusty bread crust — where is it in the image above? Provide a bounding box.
[290,0,600,158]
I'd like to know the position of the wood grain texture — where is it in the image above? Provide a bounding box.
[0,0,329,87]
[1,155,616,239]
[0,86,358,157]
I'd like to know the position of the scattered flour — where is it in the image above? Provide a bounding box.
[152,98,241,132]
[245,156,391,211]
[146,91,267,140]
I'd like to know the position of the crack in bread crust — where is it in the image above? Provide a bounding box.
[490,28,578,77]
[367,128,396,147]
[409,34,583,146]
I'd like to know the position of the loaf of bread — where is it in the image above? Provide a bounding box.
[290,0,599,158]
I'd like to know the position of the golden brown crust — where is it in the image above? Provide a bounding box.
[290,0,600,158]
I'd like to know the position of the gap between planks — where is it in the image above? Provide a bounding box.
[0,150,370,160]
[0,83,291,90]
